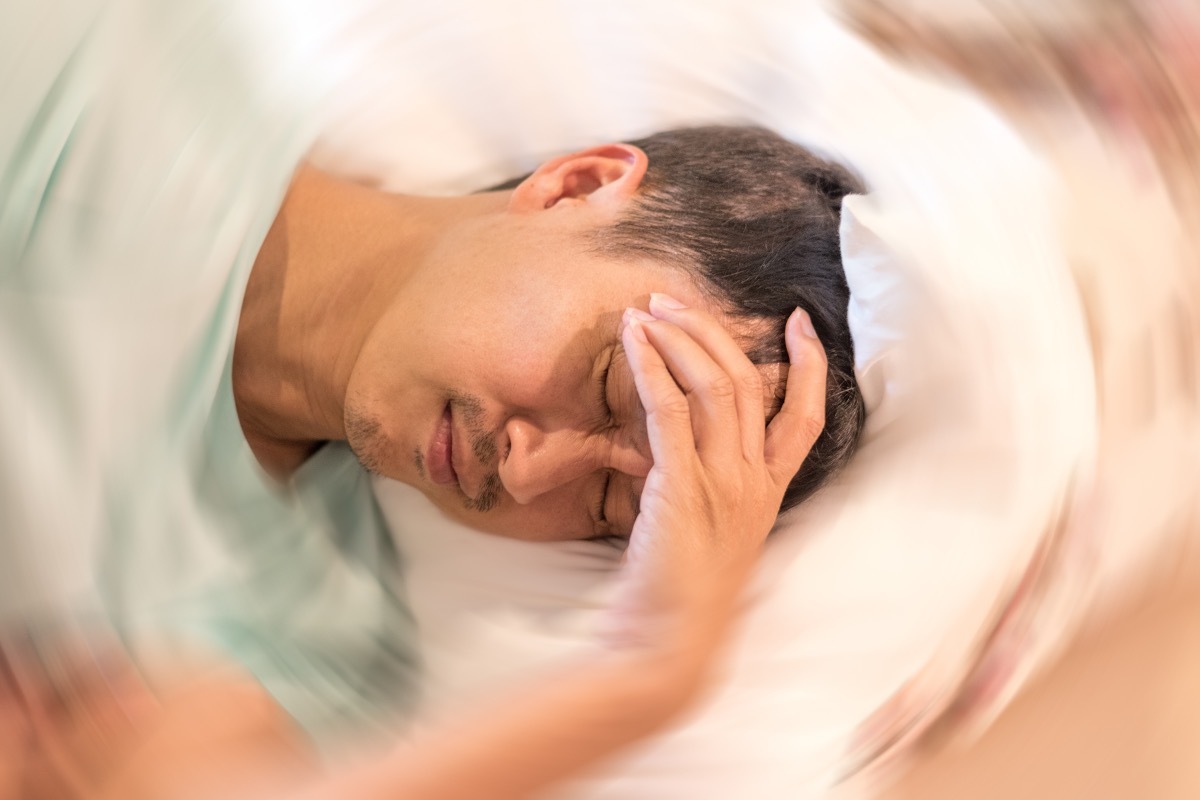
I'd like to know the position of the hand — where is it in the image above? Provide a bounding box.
[0,625,159,800]
[604,295,827,686]
[0,628,314,800]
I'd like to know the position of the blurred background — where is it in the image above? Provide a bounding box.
[841,0,1199,797]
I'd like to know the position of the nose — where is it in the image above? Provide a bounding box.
[499,417,652,505]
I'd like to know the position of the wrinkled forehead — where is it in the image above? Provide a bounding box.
[581,300,789,423]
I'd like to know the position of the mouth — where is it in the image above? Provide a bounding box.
[425,404,460,489]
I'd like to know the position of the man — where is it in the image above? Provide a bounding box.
[1,0,862,796]
[236,129,864,538]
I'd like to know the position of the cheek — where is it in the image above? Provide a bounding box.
[495,367,582,426]
[342,373,416,478]
[444,279,580,365]
[354,326,417,409]
[463,309,592,405]
[489,292,588,351]
[343,317,429,462]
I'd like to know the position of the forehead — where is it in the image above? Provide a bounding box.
[545,252,787,412]
[474,246,719,352]
[493,214,712,303]
[546,246,713,307]
[575,250,790,407]
[552,253,724,347]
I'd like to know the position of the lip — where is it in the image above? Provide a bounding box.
[426,404,459,489]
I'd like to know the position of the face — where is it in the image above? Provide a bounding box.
[342,210,726,541]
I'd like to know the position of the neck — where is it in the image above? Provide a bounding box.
[232,164,504,475]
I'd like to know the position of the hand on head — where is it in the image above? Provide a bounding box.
[602,294,827,689]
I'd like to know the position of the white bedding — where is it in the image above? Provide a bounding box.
[283,1,1097,796]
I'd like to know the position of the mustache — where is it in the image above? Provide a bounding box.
[450,390,502,512]
[463,472,502,512]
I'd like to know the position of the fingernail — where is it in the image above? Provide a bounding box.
[795,308,818,338]
[625,317,649,343]
[649,293,687,312]
[625,307,656,324]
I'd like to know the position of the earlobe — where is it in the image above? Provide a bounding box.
[509,144,648,215]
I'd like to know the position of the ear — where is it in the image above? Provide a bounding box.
[508,143,648,217]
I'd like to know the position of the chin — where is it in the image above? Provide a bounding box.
[343,405,404,479]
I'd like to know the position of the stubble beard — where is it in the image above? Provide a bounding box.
[344,391,503,514]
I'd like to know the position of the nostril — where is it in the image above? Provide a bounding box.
[500,429,512,464]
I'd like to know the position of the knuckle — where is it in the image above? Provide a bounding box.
[737,368,764,398]
[705,372,736,402]
[653,395,692,423]
[802,412,826,444]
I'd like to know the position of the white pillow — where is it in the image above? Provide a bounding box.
[281,0,1095,795]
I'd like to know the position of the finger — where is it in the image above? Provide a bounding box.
[37,631,145,755]
[0,646,33,755]
[0,629,55,723]
[764,308,827,487]
[628,310,740,463]
[647,294,769,459]
[2,624,149,792]
[621,313,698,477]
[0,631,90,799]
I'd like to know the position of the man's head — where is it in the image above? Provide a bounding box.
[590,126,865,512]
[342,125,865,539]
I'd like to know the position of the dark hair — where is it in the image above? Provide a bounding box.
[498,126,867,512]
[604,126,865,512]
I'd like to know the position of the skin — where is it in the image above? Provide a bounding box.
[233,144,764,540]
[1,143,830,799]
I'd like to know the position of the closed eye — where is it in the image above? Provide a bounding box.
[593,469,613,527]
[595,346,614,416]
